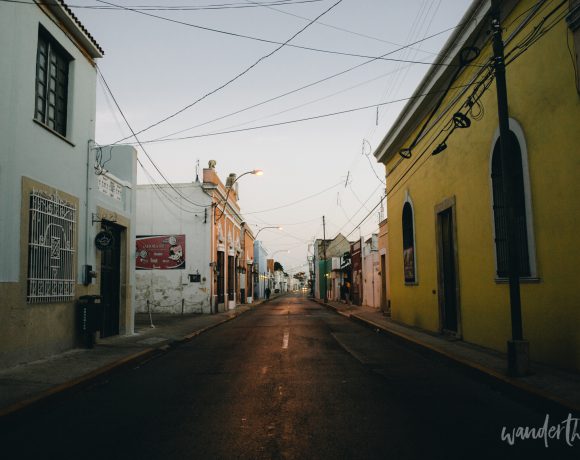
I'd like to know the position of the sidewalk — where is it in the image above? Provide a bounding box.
[317,299,580,413]
[0,299,267,417]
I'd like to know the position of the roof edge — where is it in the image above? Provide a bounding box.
[373,0,490,164]
[42,0,104,58]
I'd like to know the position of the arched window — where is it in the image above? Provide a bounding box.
[402,201,416,283]
[490,130,530,278]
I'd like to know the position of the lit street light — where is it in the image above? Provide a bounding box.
[254,226,282,239]
[215,169,262,222]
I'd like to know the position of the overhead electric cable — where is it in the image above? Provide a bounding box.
[177,64,418,139]
[108,0,345,143]
[383,1,567,200]
[140,24,465,143]
[243,0,440,56]
[2,0,326,10]
[96,67,212,209]
[243,181,343,215]
[133,81,478,144]
[345,195,385,238]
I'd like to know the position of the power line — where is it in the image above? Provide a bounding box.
[1,0,326,10]
[109,0,345,143]
[344,195,385,239]
[94,0,478,80]
[383,1,568,201]
[243,0,441,56]
[243,181,344,215]
[96,67,212,210]
[134,24,466,144]
[170,63,417,141]
[130,81,478,144]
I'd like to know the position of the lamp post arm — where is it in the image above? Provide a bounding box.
[215,170,253,223]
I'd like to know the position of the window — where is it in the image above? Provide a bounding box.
[490,131,530,278]
[402,201,416,283]
[27,189,76,303]
[35,26,71,137]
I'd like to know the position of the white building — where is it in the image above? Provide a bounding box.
[0,1,137,367]
[253,240,268,300]
[135,163,256,314]
[135,181,213,314]
[362,235,381,309]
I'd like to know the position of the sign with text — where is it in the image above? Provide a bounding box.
[136,235,185,270]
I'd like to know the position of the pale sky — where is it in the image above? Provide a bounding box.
[68,0,472,273]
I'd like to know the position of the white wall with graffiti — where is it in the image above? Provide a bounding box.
[135,183,213,314]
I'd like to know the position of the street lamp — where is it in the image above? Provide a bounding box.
[215,169,262,222]
[254,226,282,239]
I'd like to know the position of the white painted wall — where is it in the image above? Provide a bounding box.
[0,3,138,366]
[254,240,268,299]
[0,2,99,282]
[362,235,381,309]
[135,183,213,314]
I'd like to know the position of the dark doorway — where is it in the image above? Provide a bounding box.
[100,224,121,338]
[380,254,388,313]
[217,251,225,304]
[227,256,235,302]
[437,206,460,334]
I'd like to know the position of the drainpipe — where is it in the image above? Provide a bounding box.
[85,141,94,285]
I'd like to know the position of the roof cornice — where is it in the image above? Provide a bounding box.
[40,0,104,58]
[373,0,490,164]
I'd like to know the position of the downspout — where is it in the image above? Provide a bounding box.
[85,140,93,282]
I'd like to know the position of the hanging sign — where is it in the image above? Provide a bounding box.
[95,230,114,251]
[136,235,185,270]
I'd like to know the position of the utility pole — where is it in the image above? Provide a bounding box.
[323,215,328,303]
[491,0,529,376]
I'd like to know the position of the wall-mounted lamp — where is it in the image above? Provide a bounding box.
[399,148,413,159]
[452,112,471,129]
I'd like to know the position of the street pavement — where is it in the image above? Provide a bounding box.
[1,293,578,459]
[319,299,580,413]
[0,301,255,416]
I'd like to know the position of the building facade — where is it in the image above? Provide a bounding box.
[135,162,254,314]
[253,240,268,300]
[374,0,580,371]
[362,235,381,309]
[378,218,390,314]
[0,1,137,367]
[314,234,351,301]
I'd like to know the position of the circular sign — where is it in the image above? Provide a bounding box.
[95,230,114,251]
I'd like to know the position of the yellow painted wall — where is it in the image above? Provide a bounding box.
[384,1,580,371]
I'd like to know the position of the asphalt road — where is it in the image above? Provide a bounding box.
[1,294,578,460]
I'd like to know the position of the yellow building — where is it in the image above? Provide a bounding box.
[374,0,580,372]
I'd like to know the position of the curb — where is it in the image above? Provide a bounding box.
[0,305,255,418]
[316,299,580,413]
[0,348,156,418]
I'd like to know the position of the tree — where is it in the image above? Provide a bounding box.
[274,261,284,272]
[293,271,306,282]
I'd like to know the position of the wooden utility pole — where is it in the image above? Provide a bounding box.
[491,0,529,376]
[323,215,328,303]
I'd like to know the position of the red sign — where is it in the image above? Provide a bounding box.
[136,235,185,270]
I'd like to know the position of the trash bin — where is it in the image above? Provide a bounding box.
[77,295,102,348]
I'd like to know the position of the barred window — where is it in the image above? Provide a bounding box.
[27,190,76,303]
[491,131,530,278]
[35,26,71,137]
